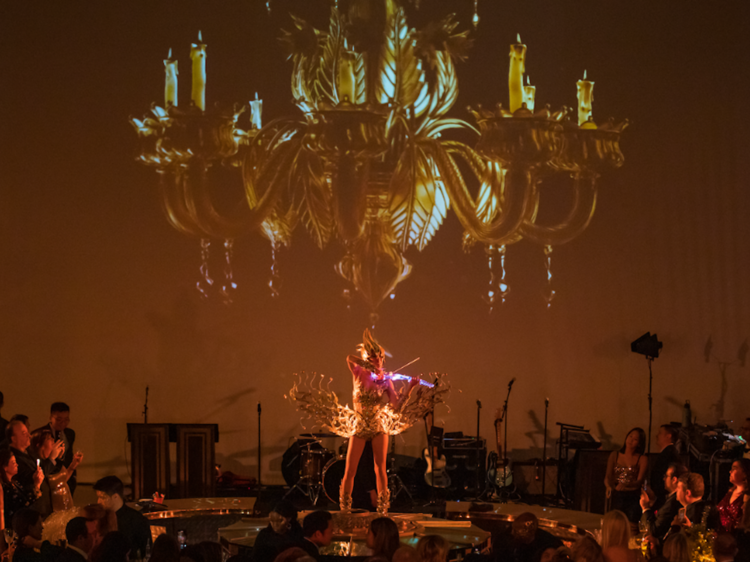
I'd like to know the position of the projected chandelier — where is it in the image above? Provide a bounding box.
[131,0,627,319]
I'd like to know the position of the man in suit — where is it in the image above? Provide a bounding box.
[299,511,333,560]
[675,472,720,531]
[650,425,680,508]
[35,402,77,495]
[94,476,151,560]
[640,462,687,543]
[57,517,95,561]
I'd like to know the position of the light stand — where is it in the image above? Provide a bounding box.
[631,332,662,457]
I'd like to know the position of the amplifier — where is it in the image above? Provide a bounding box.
[512,461,558,496]
[443,446,487,493]
[444,437,486,449]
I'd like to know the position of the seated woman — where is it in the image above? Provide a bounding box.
[367,517,401,562]
[417,535,448,562]
[717,458,750,533]
[1,449,43,527]
[605,428,648,524]
[251,501,303,562]
[10,507,63,562]
[600,510,644,562]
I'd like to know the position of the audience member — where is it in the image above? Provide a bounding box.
[393,545,419,562]
[11,507,63,562]
[300,510,333,559]
[93,476,151,560]
[492,512,562,562]
[271,546,310,562]
[661,534,689,562]
[150,533,181,562]
[605,428,648,524]
[367,517,401,562]
[1,448,43,525]
[57,516,95,562]
[79,503,116,550]
[252,501,303,562]
[717,459,750,533]
[0,415,30,451]
[674,472,719,531]
[34,403,78,495]
[572,535,604,562]
[713,533,739,562]
[600,510,643,562]
[640,463,687,542]
[196,540,223,562]
[417,535,448,562]
[650,426,680,508]
[90,531,132,562]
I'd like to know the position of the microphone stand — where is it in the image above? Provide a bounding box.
[422,412,438,507]
[257,403,262,489]
[542,397,549,504]
[142,386,149,424]
[475,400,482,498]
[500,379,515,499]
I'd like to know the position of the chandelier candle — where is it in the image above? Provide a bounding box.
[577,70,594,126]
[337,50,356,103]
[191,31,207,111]
[508,34,526,113]
[250,93,263,130]
[164,48,178,107]
[523,75,535,112]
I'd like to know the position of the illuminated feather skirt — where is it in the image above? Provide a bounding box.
[287,372,449,440]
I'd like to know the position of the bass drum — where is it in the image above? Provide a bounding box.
[322,455,347,503]
[281,438,326,486]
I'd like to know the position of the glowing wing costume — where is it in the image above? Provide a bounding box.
[287,371,449,440]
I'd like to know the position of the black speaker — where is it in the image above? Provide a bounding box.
[443,446,486,494]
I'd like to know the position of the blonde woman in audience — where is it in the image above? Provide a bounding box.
[600,510,644,562]
[416,535,448,562]
[573,535,604,562]
[661,534,689,562]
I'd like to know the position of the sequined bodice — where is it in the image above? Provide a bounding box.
[614,455,641,487]
[717,489,744,532]
[353,376,387,412]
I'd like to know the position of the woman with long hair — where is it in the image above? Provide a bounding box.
[367,517,401,562]
[717,458,750,533]
[289,329,447,514]
[600,510,644,562]
[605,428,648,524]
[416,535,448,562]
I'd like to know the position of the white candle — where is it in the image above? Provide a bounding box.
[508,33,526,113]
[523,75,535,112]
[250,92,263,130]
[191,31,207,111]
[164,48,178,107]
[338,50,356,103]
[577,70,594,126]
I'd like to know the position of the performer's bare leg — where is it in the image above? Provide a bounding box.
[371,433,390,514]
[340,436,366,510]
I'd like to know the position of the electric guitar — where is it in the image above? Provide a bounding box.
[486,451,513,487]
[423,447,451,488]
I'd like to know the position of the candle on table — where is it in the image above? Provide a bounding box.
[250,92,263,130]
[508,33,526,113]
[523,75,536,112]
[164,48,178,107]
[191,31,207,111]
[577,69,594,126]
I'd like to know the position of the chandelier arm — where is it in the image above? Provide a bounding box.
[435,143,536,245]
[158,170,207,238]
[519,171,598,246]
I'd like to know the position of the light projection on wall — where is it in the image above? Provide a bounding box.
[131,0,627,321]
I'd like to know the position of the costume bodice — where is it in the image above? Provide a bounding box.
[353,373,387,412]
[614,454,641,487]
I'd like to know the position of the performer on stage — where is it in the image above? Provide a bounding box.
[288,329,447,515]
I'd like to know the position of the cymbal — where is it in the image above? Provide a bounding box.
[299,432,337,439]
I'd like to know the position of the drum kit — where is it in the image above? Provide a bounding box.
[282,433,413,506]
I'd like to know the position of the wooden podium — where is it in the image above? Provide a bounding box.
[127,423,218,499]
